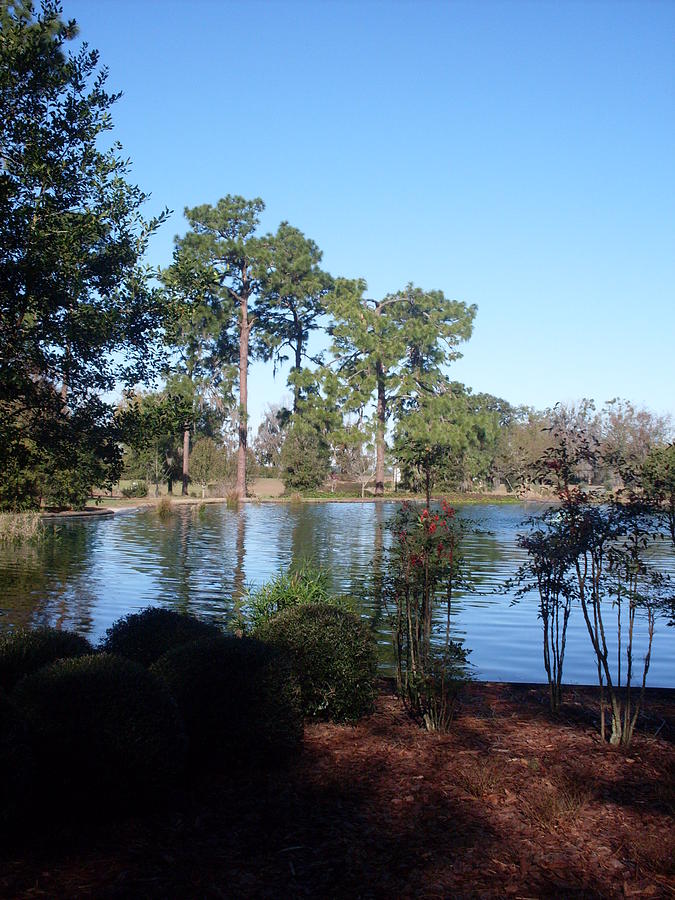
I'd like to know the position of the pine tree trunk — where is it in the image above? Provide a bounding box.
[293,318,302,413]
[182,427,190,495]
[236,301,249,500]
[375,361,385,495]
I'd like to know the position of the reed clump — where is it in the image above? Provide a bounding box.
[225,491,240,510]
[0,512,43,543]
[156,497,174,520]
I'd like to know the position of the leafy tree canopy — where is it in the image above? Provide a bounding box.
[0,0,169,506]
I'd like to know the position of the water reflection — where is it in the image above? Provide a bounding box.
[0,502,672,686]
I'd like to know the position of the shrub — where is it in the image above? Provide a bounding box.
[121,480,148,498]
[101,607,224,667]
[255,604,378,722]
[0,691,34,832]
[0,627,92,692]
[13,654,186,810]
[151,635,302,764]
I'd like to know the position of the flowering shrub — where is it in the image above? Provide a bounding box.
[387,501,470,731]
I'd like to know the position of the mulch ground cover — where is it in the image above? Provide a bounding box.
[2,682,673,899]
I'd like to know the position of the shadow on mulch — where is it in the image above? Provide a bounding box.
[2,682,674,898]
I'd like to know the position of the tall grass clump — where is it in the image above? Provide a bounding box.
[0,627,92,691]
[151,635,303,765]
[156,496,174,519]
[101,607,224,667]
[0,511,43,544]
[244,560,336,629]
[13,654,186,812]
[255,603,378,722]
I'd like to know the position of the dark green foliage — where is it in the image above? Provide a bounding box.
[0,627,91,692]
[101,606,223,667]
[0,457,41,511]
[151,636,303,764]
[0,691,34,832]
[255,604,378,722]
[643,443,675,546]
[281,418,331,491]
[0,2,169,510]
[12,654,186,809]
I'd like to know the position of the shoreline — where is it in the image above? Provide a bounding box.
[79,492,541,515]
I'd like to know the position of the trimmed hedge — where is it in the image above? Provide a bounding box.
[0,691,34,832]
[13,653,186,810]
[151,635,303,765]
[101,606,224,666]
[0,627,92,692]
[254,604,378,722]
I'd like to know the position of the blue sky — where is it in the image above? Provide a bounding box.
[64,0,675,429]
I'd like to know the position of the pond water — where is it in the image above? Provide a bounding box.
[1,501,673,686]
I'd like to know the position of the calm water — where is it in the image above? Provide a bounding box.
[1,501,673,686]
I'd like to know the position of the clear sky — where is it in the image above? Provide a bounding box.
[64,0,675,430]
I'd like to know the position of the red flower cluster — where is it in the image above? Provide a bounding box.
[441,498,456,517]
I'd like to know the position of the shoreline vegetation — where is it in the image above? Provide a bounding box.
[0,490,527,534]
[94,490,526,510]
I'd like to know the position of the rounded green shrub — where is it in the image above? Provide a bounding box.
[0,691,34,833]
[0,627,92,691]
[13,654,186,810]
[255,603,378,722]
[101,606,224,666]
[151,635,302,765]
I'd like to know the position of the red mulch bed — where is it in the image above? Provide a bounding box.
[2,682,673,898]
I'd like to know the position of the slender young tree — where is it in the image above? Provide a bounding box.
[327,281,476,495]
[164,196,270,499]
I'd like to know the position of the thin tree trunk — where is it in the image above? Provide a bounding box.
[182,427,190,495]
[293,325,302,413]
[375,361,385,496]
[154,444,160,497]
[236,299,249,500]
